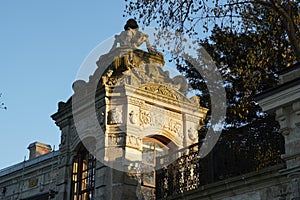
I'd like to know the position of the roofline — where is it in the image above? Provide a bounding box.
[255,77,300,101]
[277,62,300,75]
[0,150,60,177]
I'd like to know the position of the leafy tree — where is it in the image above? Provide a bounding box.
[125,0,299,60]
[200,25,296,127]
[125,0,299,128]
[124,1,292,186]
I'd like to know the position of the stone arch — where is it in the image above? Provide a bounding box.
[144,134,178,152]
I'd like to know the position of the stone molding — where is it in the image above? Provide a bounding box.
[257,83,300,112]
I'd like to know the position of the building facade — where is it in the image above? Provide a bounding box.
[0,20,299,199]
[0,142,59,200]
[0,33,208,199]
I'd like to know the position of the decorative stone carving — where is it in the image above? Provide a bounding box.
[130,103,184,138]
[188,127,197,141]
[108,134,124,146]
[129,110,138,124]
[28,178,38,188]
[97,50,191,96]
[150,110,167,128]
[276,107,291,135]
[101,69,114,85]
[109,18,161,55]
[128,97,145,107]
[141,83,178,100]
[190,96,200,107]
[108,108,123,124]
[126,135,142,150]
[140,110,151,127]
[96,106,106,128]
[172,75,189,93]
[164,119,182,137]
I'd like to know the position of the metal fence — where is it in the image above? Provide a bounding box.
[156,119,285,199]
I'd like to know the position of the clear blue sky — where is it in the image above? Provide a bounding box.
[0,1,128,169]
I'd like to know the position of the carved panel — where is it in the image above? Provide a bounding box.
[28,178,38,188]
[140,84,178,100]
[149,109,167,128]
[164,119,182,137]
[108,108,123,124]
[188,127,197,141]
[129,110,139,124]
[129,103,183,139]
[140,109,151,127]
[126,134,142,150]
[108,134,125,146]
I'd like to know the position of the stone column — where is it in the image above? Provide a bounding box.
[289,101,300,200]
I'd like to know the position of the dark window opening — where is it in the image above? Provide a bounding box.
[71,147,96,200]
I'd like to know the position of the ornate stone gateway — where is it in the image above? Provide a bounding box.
[54,19,208,199]
[71,19,208,169]
[94,47,207,167]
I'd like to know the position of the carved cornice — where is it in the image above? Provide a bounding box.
[128,96,145,107]
[256,80,300,112]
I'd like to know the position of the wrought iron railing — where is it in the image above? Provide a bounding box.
[156,144,201,199]
[156,119,285,199]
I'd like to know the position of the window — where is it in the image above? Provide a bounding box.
[71,147,96,200]
[141,138,169,200]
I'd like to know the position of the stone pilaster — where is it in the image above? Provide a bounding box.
[276,102,300,169]
[256,63,300,200]
[289,172,300,200]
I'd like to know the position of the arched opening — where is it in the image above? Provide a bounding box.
[71,145,96,200]
[141,136,175,200]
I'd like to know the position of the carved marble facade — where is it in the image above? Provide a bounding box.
[48,43,208,199]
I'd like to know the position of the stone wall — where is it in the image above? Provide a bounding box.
[0,151,59,200]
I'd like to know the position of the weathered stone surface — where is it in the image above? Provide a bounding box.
[257,62,300,200]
